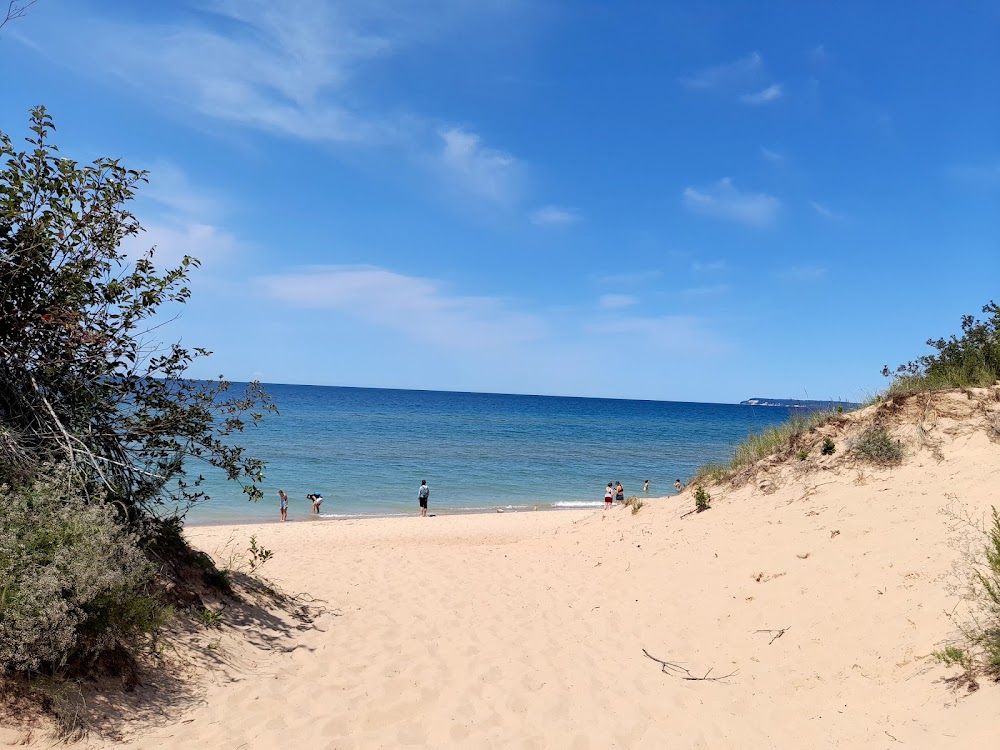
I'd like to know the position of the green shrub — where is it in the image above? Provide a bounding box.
[199,610,223,629]
[797,449,809,461]
[852,425,904,466]
[883,301,1000,394]
[0,469,163,674]
[821,437,836,456]
[694,486,711,513]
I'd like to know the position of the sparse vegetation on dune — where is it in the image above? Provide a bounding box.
[688,302,1000,490]
[935,505,1000,685]
[689,407,841,488]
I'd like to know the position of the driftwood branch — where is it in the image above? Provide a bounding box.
[754,627,790,645]
[642,649,738,682]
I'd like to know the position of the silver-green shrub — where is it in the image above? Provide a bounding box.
[0,469,159,673]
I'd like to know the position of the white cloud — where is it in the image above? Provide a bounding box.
[140,161,226,219]
[94,0,399,143]
[123,163,244,269]
[680,52,763,90]
[530,206,580,226]
[436,128,521,203]
[122,222,242,269]
[809,200,848,222]
[260,265,545,349]
[740,83,783,105]
[760,147,785,164]
[599,294,638,310]
[682,178,781,227]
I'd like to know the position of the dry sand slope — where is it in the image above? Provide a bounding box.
[12,388,1000,749]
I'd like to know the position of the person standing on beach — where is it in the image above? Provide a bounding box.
[643,479,649,494]
[615,481,624,506]
[278,490,289,522]
[604,482,613,509]
[418,480,429,517]
[674,479,683,493]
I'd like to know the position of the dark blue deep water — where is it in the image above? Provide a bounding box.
[183,384,798,523]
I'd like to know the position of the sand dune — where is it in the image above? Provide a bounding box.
[7,388,999,748]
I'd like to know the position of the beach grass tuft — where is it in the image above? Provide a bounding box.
[691,408,841,487]
[852,425,904,466]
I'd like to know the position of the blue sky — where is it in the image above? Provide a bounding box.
[2,0,997,403]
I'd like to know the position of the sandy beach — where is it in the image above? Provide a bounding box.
[5,392,998,749]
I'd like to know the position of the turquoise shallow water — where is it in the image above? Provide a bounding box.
[181,384,800,523]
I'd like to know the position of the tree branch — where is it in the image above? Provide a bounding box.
[642,649,739,682]
[1,1,38,31]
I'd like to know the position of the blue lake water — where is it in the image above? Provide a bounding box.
[181,384,800,523]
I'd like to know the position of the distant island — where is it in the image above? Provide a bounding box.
[740,398,857,408]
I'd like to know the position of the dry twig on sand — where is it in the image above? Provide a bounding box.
[642,649,738,682]
[754,627,790,645]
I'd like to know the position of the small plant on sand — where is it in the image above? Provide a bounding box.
[932,645,975,672]
[694,486,711,513]
[852,425,904,466]
[199,609,223,629]
[821,438,836,456]
[797,449,809,461]
[937,504,1000,683]
[621,496,645,515]
[246,535,274,573]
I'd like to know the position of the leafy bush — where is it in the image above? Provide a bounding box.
[694,486,711,513]
[797,449,809,461]
[883,302,1000,394]
[821,437,836,456]
[852,425,904,466]
[0,470,165,674]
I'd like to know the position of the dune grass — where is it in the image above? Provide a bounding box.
[690,407,840,487]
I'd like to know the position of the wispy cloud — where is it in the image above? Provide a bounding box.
[260,265,545,349]
[680,52,762,91]
[435,128,521,203]
[682,178,781,227]
[681,52,782,105]
[692,259,731,273]
[140,161,227,219]
[777,265,827,283]
[760,147,785,164]
[948,160,1000,187]
[680,284,729,298]
[740,83,783,105]
[35,1,529,205]
[530,205,581,226]
[587,315,725,354]
[593,269,662,286]
[599,294,638,310]
[809,200,848,222]
[92,0,399,143]
[126,162,242,269]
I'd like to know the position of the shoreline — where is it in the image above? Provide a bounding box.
[182,495,675,527]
